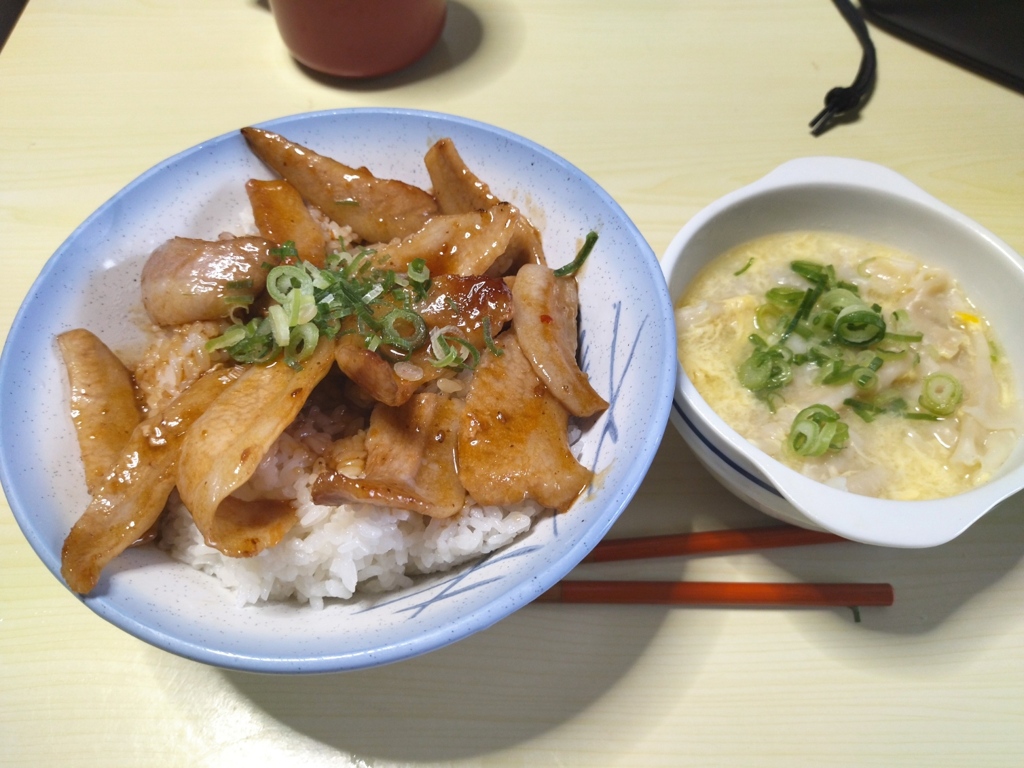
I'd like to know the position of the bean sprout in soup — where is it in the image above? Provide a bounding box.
[675,231,1023,500]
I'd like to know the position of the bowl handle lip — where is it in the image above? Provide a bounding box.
[764,456,1023,548]
[663,155,1024,280]
[752,156,931,199]
[662,157,938,273]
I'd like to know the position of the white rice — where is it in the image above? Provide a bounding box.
[159,481,543,610]
[153,355,545,609]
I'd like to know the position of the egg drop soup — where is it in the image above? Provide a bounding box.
[676,231,1023,500]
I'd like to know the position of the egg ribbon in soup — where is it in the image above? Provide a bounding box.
[676,231,1023,501]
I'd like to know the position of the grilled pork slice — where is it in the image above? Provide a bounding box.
[458,335,593,512]
[241,126,438,244]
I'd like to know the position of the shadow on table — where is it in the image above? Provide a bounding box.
[219,427,1024,760]
[765,493,1024,637]
[221,602,686,761]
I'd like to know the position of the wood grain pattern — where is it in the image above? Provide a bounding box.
[2,1,1023,765]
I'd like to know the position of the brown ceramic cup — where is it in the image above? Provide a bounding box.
[269,0,448,78]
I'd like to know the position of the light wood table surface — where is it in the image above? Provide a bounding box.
[3,1,1023,765]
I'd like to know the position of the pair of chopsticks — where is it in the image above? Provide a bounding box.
[536,524,894,612]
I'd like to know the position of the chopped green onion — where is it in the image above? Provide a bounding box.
[268,241,298,262]
[834,305,886,346]
[267,305,291,347]
[408,258,430,284]
[266,264,312,304]
[361,284,383,304]
[738,348,792,392]
[553,231,598,278]
[765,286,805,308]
[754,303,787,335]
[284,323,319,369]
[206,324,248,351]
[734,258,754,276]
[482,316,503,356]
[844,397,884,422]
[791,260,827,283]
[381,308,427,352]
[341,251,369,279]
[884,331,924,343]
[853,367,878,390]
[919,372,962,416]
[788,404,849,457]
[818,288,863,314]
[449,336,481,369]
[780,284,823,340]
[429,332,459,368]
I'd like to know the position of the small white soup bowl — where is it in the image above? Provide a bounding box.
[661,157,1024,548]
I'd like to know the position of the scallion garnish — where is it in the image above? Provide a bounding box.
[206,324,248,351]
[208,241,448,369]
[735,258,966,435]
[919,372,963,416]
[553,231,599,278]
[408,258,430,284]
[788,404,849,457]
[381,308,427,352]
[833,305,887,346]
[734,258,754,276]
[765,286,805,308]
[269,241,298,263]
[482,316,503,357]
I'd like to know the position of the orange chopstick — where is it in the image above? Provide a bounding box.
[537,580,894,607]
[538,525,893,610]
[583,524,846,563]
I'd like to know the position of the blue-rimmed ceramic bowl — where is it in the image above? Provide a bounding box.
[662,157,1024,548]
[0,108,675,672]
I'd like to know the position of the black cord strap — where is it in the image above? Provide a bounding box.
[810,0,877,136]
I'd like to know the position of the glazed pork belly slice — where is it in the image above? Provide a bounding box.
[141,236,272,326]
[241,126,438,244]
[245,178,328,267]
[312,393,466,519]
[457,335,593,512]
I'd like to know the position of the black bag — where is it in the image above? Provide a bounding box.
[860,0,1024,93]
